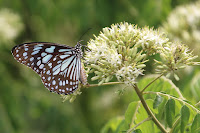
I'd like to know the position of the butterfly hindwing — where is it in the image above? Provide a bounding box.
[12,42,82,95]
[41,51,81,94]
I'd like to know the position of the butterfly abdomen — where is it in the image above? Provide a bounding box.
[80,63,88,85]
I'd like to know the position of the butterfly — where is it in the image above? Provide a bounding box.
[11,42,87,95]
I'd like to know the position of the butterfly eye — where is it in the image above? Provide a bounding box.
[12,42,87,95]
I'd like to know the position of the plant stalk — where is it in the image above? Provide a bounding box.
[169,116,180,133]
[127,117,152,133]
[133,84,168,133]
[85,82,123,87]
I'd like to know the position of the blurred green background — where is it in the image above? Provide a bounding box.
[0,0,199,133]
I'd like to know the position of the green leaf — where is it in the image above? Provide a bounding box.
[125,102,140,127]
[156,97,168,120]
[173,124,181,133]
[115,119,128,133]
[132,129,142,133]
[153,95,163,109]
[190,72,200,101]
[180,105,190,133]
[100,116,124,133]
[191,114,200,132]
[124,100,157,133]
[134,99,156,133]
[147,99,158,114]
[165,98,175,128]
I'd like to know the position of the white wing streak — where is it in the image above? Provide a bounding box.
[58,49,71,52]
[60,54,70,59]
[61,56,74,71]
[52,64,62,75]
[67,61,73,77]
[70,58,77,80]
[76,58,81,81]
[42,54,53,63]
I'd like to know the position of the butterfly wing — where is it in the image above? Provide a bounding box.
[12,42,81,95]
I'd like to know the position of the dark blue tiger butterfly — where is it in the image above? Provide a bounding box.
[11,42,87,95]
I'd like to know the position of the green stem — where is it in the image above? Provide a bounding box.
[133,84,168,133]
[129,101,141,128]
[169,116,180,133]
[85,82,123,88]
[127,117,152,133]
[141,73,164,93]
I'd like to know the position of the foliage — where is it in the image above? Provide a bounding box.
[101,76,200,133]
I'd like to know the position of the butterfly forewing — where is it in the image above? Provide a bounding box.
[12,42,82,95]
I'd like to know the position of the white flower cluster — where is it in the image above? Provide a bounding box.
[86,39,122,67]
[85,23,146,85]
[136,27,169,55]
[155,43,199,74]
[0,9,23,42]
[162,1,200,56]
[116,66,143,85]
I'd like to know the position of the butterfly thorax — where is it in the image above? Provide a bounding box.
[74,42,83,58]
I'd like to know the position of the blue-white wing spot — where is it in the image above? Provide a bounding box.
[42,54,53,63]
[39,64,44,69]
[30,57,34,61]
[45,46,56,53]
[32,50,39,55]
[23,52,27,56]
[34,46,43,51]
[41,52,47,57]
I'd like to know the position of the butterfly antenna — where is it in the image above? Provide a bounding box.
[79,28,92,41]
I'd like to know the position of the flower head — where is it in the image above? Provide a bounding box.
[161,1,200,56]
[155,42,199,74]
[85,23,148,85]
[0,9,23,42]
